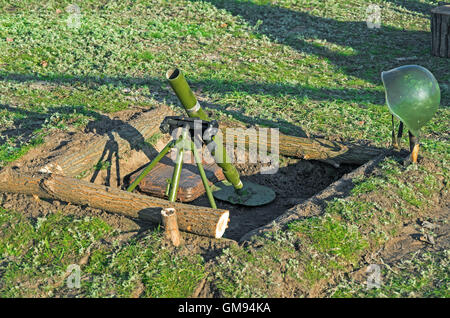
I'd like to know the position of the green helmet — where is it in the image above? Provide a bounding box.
[381,65,440,136]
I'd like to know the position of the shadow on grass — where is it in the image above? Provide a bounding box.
[0,71,386,138]
[385,0,438,15]
[0,103,158,187]
[0,1,446,140]
[188,0,435,85]
[0,72,384,102]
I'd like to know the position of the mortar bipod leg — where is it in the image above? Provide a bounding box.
[168,128,188,202]
[126,139,178,192]
[191,140,217,209]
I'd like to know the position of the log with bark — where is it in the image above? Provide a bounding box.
[38,105,176,177]
[0,167,229,239]
[37,114,384,181]
[431,5,450,58]
[220,126,384,167]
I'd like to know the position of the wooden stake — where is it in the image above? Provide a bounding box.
[161,208,182,247]
[411,144,420,164]
[409,131,420,164]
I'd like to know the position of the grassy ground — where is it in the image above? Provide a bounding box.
[0,0,448,297]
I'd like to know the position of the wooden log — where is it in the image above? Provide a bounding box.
[36,107,384,183]
[431,5,450,58]
[161,208,183,247]
[0,167,229,238]
[39,105,176,177]
[220,126,384,166]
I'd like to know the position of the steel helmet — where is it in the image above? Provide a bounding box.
[381,65,440,136]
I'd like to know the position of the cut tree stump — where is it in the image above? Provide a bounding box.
[431,5,450,58]
[0,167,230,238]
[161,208,183,247]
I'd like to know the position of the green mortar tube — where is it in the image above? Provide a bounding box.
[166,68,243,190]
[167,127,187,202]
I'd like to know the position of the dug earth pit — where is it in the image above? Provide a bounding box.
[190,159,356,241]
[2,108,360,242]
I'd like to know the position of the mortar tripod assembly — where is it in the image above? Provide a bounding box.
[127,116,219,208]
[127,115,276,207]
[166,68,276,207]
[128,68,276,207]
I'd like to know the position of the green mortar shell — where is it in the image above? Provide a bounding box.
[381,65,440,136]
[166,68,243,190]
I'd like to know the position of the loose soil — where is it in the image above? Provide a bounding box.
[192,159,355,241]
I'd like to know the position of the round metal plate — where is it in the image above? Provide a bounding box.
[212,181,276,207]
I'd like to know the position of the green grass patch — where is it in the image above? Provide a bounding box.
[0,209,112,297]
[289,215,368,267]
[145,132,163,146]
[0,135,45,168]
[0,0,448,298]
[82,232,206,298]
[93,160,111,171]
[331,250,450,298]
[0,208,206,298]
